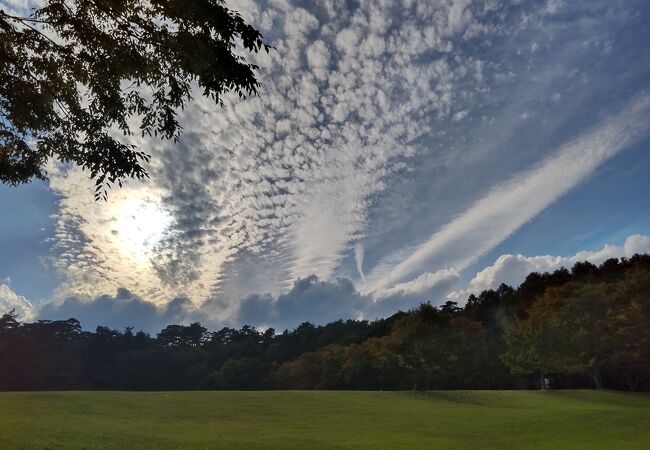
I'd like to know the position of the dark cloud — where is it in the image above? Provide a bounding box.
[234,275,432,330]
[35,288,209,333]
[237,275,366,328]
[31,274,445,333]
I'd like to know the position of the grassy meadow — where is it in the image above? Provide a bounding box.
[1,390,649,449]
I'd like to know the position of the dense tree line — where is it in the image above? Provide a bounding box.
[1,255,650,391]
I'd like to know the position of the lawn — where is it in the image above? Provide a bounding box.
[1,390,649,449]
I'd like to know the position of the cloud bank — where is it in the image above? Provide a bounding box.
[3,234,648,333]
[0,283,33,320]
[459,234,650,296]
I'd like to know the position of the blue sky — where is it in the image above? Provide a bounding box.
[1,0,650,331]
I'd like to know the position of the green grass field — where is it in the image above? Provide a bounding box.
[1,390,649,449]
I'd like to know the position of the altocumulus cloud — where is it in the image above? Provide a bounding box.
[2,0,649,327]
[33,1,575,302]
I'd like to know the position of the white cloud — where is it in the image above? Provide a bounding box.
[447,0,474,35]
[354,243,365,282]
[372,268,460,302]
[0,284,34,320]
[306,39,331,80]
[366,95,650,294]
[545,0,564,15]
[451,233,650,299]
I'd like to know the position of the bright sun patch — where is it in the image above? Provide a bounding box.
[111,197,172,260]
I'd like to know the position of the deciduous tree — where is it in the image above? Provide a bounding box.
[1,0,269,199]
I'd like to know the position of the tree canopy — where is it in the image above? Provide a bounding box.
[0,0,269,199]
[2,254,650,391]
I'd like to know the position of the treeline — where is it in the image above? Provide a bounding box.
[1,255,649,391]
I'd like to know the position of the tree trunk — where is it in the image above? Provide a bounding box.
[591,367,603,389]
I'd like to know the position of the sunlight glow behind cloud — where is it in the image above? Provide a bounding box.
[112,197,172,261]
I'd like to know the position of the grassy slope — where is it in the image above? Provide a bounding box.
[1,390,649,449]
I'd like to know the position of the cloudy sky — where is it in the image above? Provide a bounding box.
[2,0,650,332]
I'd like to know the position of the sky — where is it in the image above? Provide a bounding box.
[2,0,650,332]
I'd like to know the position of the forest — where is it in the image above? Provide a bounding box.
[1,255,649,391]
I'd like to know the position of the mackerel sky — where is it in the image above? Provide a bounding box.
[2,0,650,331]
